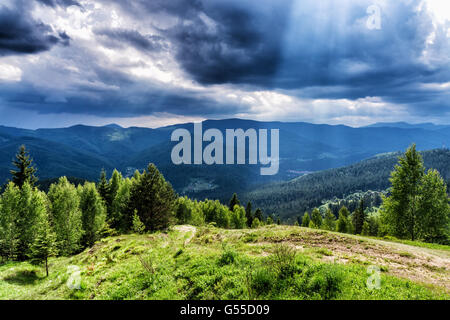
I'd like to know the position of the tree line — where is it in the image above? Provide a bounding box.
[298,145,450,244]
[0,145,275,275]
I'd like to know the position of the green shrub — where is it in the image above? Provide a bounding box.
[218,247,237,266]
[269,244,297,279]
[249,268,275,297]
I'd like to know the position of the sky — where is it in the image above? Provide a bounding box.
[0,0,449,129]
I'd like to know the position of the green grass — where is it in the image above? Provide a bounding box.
[0,226,448,300]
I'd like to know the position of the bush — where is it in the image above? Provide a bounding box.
[248,268,275,298]
[296,264,343,299]
[218,246,237,266]
[269,244,297,279]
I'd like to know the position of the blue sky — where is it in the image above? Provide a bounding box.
[0,0,449,128]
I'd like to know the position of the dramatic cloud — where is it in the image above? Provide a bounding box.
[0,0,449,128]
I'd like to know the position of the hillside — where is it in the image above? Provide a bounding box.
[1,225,448,300]
[1,120,450,200]
[243,149,450,219]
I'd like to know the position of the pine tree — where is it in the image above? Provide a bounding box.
[78,182,106,247]
[353,200,366,234]
[16,183,48,260]
[0,183,21,260]
[48,177,83,255]
[111,178,131,231]
[337,206,350,233]
[266,216,274,225]
[106,169,122,221]
[277,218,281,225]
[231,205,247,229]
[254,208,263,222]
[132,211,146,234]
[323,208,336,231]
[97,169,110,204]
[301,212,310,227]
[311,208,322,228]
[245,202,253,227]
[10,145,38,188]
[417,169,450,243]
[229,193,241,212]
[128,164,176,231]
[28,211,57,277]
[382,144,425,240]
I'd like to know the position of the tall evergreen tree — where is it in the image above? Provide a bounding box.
[245,202,253,227]
[417,169,450,243]
[128,164,176,231]
[337,206,350,233]
[106,169,122,220]
[111,178,131,231]
[0,183,21,260]
[353,200,366,234]
[10,145,38,188]
[97,169,110,204]
[229,193,241,212]
[48,177,83,255]
[311,208,322,228]
[28,211,57,277]
[16,183,48,260]
[254,208,263,222]
[382,144,424,240]
[301,211,310,227]
[323,208,336,231]
[78,182,107,247]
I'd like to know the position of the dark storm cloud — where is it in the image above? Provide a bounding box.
[36,0,81,8]
[94,28,167,52]
[0,2,70,56]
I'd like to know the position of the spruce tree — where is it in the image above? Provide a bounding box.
[311,208,322,228]
[78,182,106,247]
[229,193,241,212]
[301,212,310,227]
[417,169,450,243]
[382,144,424,240]
[106,169,122,220]
[254,208,263,222]
[337,206,350,233]
[97,169,110,204]
[128,164,176,231]
[28,211,57,277]
[0,183,21,260]
[245,202,253,227]
[323,208,336,231]
[353,200,366,234]
[48,177,83,255]
[10,145,38,188]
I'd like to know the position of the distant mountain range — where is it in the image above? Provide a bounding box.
[0,120,449,201]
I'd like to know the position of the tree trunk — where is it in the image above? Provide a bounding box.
[45,257,49,277]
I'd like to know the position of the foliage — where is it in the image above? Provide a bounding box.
[10,145,38,188]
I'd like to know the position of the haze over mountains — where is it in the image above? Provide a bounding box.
[1,119,449,203]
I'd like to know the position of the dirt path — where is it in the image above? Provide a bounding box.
[263,229,450,292]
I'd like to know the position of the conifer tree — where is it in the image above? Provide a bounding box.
[382,144,425,240]
[128,164,176,231]
[106,169,122,220]
[0,183,21,260]
[97,169,110,204]
[311,208,322,228]
[28,211,57,277]
[229,193,241,212]
[353,200,366,234]
[78,182,106,247]
[245,202,253,227]
[417,169,450,243]
[254,208,263,222]
[16,183,48,260]
[337,206,350,233]
[323,208,336,231]
[48,177,83,255]
[10,145,38,188]
[301,212,310,227]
